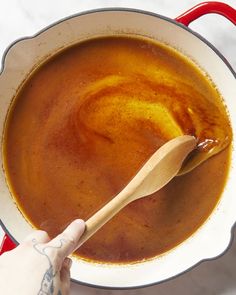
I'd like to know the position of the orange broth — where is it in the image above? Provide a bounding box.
[3,36,232,263]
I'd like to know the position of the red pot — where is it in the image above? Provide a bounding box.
[0,1,236,289]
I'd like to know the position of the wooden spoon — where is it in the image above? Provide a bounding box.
[77,135,196,248]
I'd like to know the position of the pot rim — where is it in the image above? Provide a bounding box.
[0,7,235,290]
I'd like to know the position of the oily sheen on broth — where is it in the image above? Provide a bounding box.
[3,36,232,263]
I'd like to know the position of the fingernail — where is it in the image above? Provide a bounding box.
[75,219,85,225]
[74,219,85,229]
[65,257,72,269]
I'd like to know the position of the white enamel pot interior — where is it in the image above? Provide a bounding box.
[0,8,236,289]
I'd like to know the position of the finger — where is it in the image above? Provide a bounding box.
[21,230,50,245]
[60,257,72,281]
[60,258,72,295]
[46,219,85,259]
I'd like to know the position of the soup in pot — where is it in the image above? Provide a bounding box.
[3,36,232,263]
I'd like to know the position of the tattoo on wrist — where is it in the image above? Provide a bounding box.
[32,238,66,295]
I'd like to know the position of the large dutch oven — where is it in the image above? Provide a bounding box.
[0,1,236,289]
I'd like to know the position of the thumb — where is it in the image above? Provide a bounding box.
[46,219,85,259]
[60,258,72,295]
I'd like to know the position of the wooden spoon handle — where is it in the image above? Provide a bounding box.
[77,191,130,248]
[76,135,196,249]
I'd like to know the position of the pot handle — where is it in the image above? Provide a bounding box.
[0,234,16,255]
[175,1,236,26]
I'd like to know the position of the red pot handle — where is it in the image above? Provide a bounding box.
[175,1,236,26]
[0,234,16,255]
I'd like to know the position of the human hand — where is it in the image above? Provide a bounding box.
[0,219,85,295]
